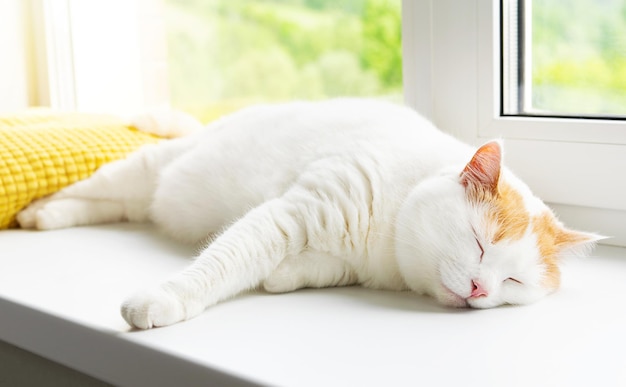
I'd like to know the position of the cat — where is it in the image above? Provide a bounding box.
[17,99,601,329]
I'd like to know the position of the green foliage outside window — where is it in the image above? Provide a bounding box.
[531,0,626,116]
[165,0,402,122]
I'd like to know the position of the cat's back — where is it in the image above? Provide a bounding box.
[200,98,454,159]
[179,98,471,194]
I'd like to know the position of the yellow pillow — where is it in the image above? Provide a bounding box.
[0,110,161,229]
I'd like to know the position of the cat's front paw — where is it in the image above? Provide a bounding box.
[120,287,188,329]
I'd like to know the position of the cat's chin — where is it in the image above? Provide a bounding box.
[436,284,469,308]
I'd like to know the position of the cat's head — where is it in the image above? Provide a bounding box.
[395,141,602,308]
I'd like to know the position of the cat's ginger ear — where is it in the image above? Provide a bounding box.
[460,141,502,196]
[555,227,607,257]
[534,211,607,259]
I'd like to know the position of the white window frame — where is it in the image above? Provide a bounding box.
[403,0,626,246]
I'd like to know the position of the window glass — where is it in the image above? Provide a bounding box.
[503,0,626,118]
[164,0,402,122]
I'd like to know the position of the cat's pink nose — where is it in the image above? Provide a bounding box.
[469,279,488,298]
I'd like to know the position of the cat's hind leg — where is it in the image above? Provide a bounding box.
[17,137,195,230]
[19,198,130,230]
[263,254,357,293]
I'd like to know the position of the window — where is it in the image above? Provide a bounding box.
[503,0,626,118]
[18,0,401,121]
[164,0,402,122]
[3,0,171,114]
[405,0,626,246]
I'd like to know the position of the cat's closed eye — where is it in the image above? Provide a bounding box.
[475,238,484,262]
[505,277,523,284]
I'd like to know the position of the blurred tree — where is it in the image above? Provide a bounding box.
[315,50,381,96]
[531,0,626,115]
[226,47,299,99]
[165,0,402,122]
[361,0,402,90]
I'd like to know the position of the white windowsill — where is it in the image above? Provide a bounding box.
[1,223,625,387]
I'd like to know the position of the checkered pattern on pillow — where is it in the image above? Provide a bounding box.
[0,110,160,229]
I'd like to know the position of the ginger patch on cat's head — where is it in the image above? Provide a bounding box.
[532,213,566,290]
[461,141,529,243]
[490,183,529,243]
[531,212,600,290]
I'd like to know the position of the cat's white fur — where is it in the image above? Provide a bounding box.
[17,99,599,329]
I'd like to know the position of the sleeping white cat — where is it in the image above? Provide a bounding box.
[17,99,601,329]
